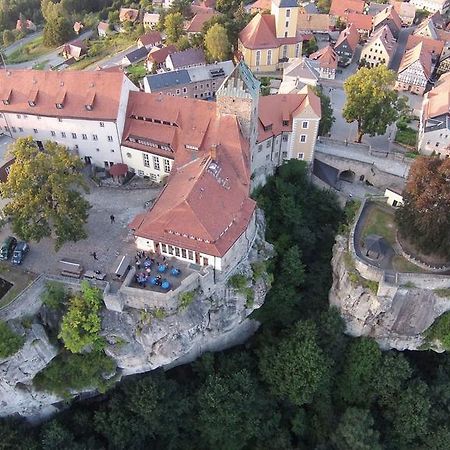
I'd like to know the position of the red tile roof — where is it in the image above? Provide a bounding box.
[347,12,373,31]
[373,5,402,31]
[309,44,338,69]
[330,0,364,18]
[335,23,360,51]
[120,7,139,22]
[406,34,444,59]
[423,72,450,120]
[126,91,255,257]
[185,11,217,33]
[147,45,177,64]
[139,31,162,46]
[0,69,127,120]
[398,42,433,79]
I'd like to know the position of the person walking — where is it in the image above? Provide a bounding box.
[110,214,115,224]
[92,251,98,261]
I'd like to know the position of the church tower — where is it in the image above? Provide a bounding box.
[271,0,300,39]
[216,61,260,153]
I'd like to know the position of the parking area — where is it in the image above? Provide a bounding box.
[0,182,162,278]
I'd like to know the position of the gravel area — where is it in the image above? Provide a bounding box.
[0,184,161,277]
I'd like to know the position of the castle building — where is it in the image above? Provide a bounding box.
[238,0,304,72]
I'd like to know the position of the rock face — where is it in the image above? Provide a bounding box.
[330,236,450,351]
[0,220,273,419]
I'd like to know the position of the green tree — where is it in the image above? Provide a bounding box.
[302,37,318,56]
[41,281,67,310]
[176,35,191,51]
[316,0,331,13]
[2,29,14,46]
[42,0,73,46]
[58,282,103,353]
[314,86,335,136]
[258,321,331,406]
[197,369,281,450]
[164,12,184,44]
[0,138,90,249]
[0,321,25,358]
[337,337,382,406]
[331,408,381,450]
[396,157,450,259]
[204,23,230,62]
[343,66,405,142]
[40,421,75,450]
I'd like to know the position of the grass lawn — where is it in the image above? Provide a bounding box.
[0,262,38,309]
[126,63,147,83]
[6,36,55,64]
[361,205,397,245]
[32,60,49,70]
[392,255,424,273]
[395,126,418,148]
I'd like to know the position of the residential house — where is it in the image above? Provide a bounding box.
[297,14,336,34]
[396,42,432,94]
[185,11,218,35]
[367,2,389,16]
[238,0,304,72]
[119,8,140,23]
[143,12,160,29]
[390,0,416,27]
[153,0,175,8]
[437,43,450,75]
[122,47,150,67]
[384,188,404,207]
[406,34,444,64]
[418,72,450,157]
[62,41,87,60]
[146,45,177,71]
[308,44,338,79]
[0,70,138,168]
[414,14,450,41]
[165,48,206,71]
[73,22,84,34]
[372,5,402,39]
[330,0,365,19]
[334,23,360,66]
[346,12,373,40]
[98,21,110,37]
[410,0,450,14]
[360,25,396,67]
[137,31,163,49]
[16,18,36,32]
[143,60,234,99]
[278,57,320,93]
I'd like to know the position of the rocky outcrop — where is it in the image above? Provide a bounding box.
[330,236,450,351]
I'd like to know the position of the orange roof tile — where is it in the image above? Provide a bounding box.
[120,7,139,22]
[185,11,217,33]
[0,69,127,120]
[365,25,396,58]
[335,23,359,51]
[398,42,433,79]
[239,13,279,49]
[139,31,162,46]
[249,0,272,12]
[309,44,338,69]
[147,45,177,64]
[330,0,364,17]
[297,14,336,32]
[406,34,444,58]
[373,5,402,31]
[347,12,373,31]
[423,72,450,120]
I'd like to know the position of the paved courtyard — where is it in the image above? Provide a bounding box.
[0,182,162,278]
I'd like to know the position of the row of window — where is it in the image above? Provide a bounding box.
[3,126,114,141]
[160,243,195,261]
[142,153,171,173]
[13,114,106,127]
[255,44,301,66]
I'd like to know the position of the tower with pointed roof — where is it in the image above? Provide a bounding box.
[216,61,260,160]
[271,0,300,39]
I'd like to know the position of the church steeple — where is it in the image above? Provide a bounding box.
[271,0,300,39]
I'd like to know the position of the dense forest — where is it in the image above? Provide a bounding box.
[2,161,450,449]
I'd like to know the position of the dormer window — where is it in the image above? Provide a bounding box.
[28,87,38,107]
[55,90,66,109]
[2,100,9,106]
[263,124,272,132]
[2,88,11,105]
[56,103,64,109]
[85,90,96,111]
[28,100,36,107]
[282,120,289,126]
[85,104,93,111]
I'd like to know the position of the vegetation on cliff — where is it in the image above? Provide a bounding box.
[2,161,450,448]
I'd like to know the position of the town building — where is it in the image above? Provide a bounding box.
[334,23,360,66]
[437,43,450,75]
[410,0,450,14]
[73,22,84,35]
[278,58,319,93]
[185,11,217,35]
[238,0,304,72]
[390,0,416,27]
[360,25,396,68]
[122,47,150,67]
[345,12,373,40]
[61,41,87,60]
[406,34,444,64]
[414,14,450,41]
[247,0,272,13]
[119,7,140,23]
[297,14,336,34]
[146,45,177,71]
[143,61,234,99]
[308,44,338,79]
[128,62,321,275]
[143,12,160,29]
[97,21,110,37]
[165,48,206,71]
[396,42,432,95]
[16,18,36,32]
[137,31,163,50]
[330,0,365,19]
[372,5,402,39]
[418,72,450,157]
[0,70,138,168]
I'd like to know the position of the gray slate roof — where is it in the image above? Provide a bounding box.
[146,70,191,91]
[125,47,149,64]
[168,48,206,69]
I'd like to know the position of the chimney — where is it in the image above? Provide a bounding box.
[210,144,217,160]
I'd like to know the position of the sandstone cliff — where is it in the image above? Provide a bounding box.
[330,236,450,351]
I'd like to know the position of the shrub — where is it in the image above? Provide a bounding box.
[41,281,67,309]
[153,308,167,319]
[0,321,25,358]
[426,312,450,350]
[179,290,195,310]
[434,288,450,298]
[33,351,116,396]
[228,274,248,289]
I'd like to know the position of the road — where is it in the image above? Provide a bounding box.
[2,30,43,56]
[93,44,138,70]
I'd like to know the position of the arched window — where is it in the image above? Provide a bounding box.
[267,49,272,66]
[295,43,301,58]
[256,50,261,66]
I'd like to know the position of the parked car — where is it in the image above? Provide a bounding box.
[0,236,17,260]
[11,241,29,265]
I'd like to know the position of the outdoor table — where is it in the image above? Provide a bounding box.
[161,280,170,290]
[158,264,167,273]
[143,260,151,268]
[150,276,158,285]
[171,268,181,276]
